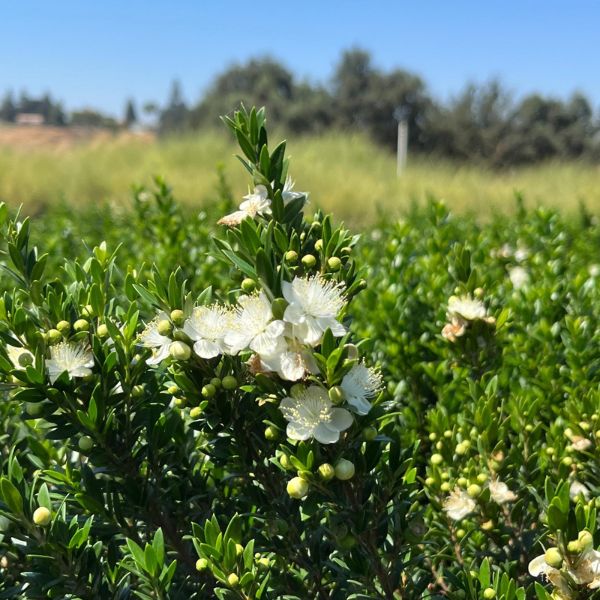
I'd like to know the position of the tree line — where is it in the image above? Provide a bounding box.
[2,49,599,166]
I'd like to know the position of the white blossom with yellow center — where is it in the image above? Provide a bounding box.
[447,295,488,322]
[488,479,517,504]
[340,362,383,415]
[46,342,94,384]
[443,488,476,521]
[279,385,353,444]
[282,176,306,205]
[218,185,271,226]
[139,314,172,365]
[183,305,233,359]
[282,276,346,346]
[260,329,318,381]
[224,292,286,356]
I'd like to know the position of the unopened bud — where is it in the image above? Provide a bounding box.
[467,484,481,497]
[169,341,191,361]
[190,406,202,419]
[196,558,209,571]
[271,298,288,320]
[328,386,345,405]
[431,453,443,465]
[227,573,239,587]
[578,530,594,550]
[314,239,324,252]
[170,309,185,326]
[221,375,238,390]
[78,435,94,452]
[97,323,109,338]
[241,278,256,292]
[33,507,52,527]
[545,547,563,568]
[157,319,172,336]
[301,254,316,269]
[264,426,279,441]
[56,320,71,334]
[362,426,378,441]
[74,319,89,332]
[334,459,355,481]
[287,476,309,499]
[318,463,335,481]
[201,384,216,398]
[482,588,496,599]
[46,329,62,345]
[327,257,342,271]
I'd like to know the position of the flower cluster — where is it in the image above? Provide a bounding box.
[442,478,517,521]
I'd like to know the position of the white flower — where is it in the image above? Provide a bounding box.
[529,548,600,594]
[572,548,600,588]
[570,480,591,501]
[570,436,593,452]
[260,332,318,381]
[282,276,346,346]
[509,266,530,289]
[528,555,571,597]
[224,292,286,356]
[218,185,271,226]
[6,345,34,369]
[46,342,94,384]
[279,385,353,444]
[447,295,488,321]
[282,176,306,205]
[514,246,529,262]
[340,362,383,415]
[139,315,171,365]
[183,305,233,359]
[443,488,476,521]
[441,317,467,342]
[488,479,517,504]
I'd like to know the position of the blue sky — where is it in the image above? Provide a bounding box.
[1,1,598,117]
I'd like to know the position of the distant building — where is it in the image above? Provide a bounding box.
[15,113,45,126]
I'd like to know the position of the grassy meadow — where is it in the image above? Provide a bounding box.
[1,130,600,226]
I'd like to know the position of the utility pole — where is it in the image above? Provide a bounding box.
[394,106,409,176]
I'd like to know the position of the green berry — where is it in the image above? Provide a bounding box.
[33,507,52,527]
[334,459,355,481]
[221,375,238,390]
[170,309,185,326]
[287,476,309,499]
[169,341,191,361]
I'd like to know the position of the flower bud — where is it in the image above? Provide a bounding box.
[131,384,144,398]
[94,241,108,262]
[73,319,90,333]
[170,309,185,326]
[341,246,352,256]
[318,463,336,481]
[46,329,62,345]
[257,556,270,570]
[279,454,292,470]
[201,384,216,398]
[221,375,238,390]
[235,543,244,556]
[476,473,488,484]
[444,430,452,438]
[567,540,581,553]
[467,484,481,497]
[81,304,94,318]
[241,278,257,292]
[481,519,494,531]
[167,385,179,395]
[314,239,324,252]
[190,406,202,419]
[264,426,279,441]
[301,254,316,269]
[362,426,378,441]
[285,250,298,263]
[271,298,288,319]
[97,323,109,338]
[78,435,94,452]
[56,320,71,334]
[210,377,222,388]
[334,459,355,481]
[157,319,172,336]
[431,453,443,465]
[196,558,209,571]
[482,588,496,599]
[169,341,191,361]
[173,397,186,408]
[578,530,594,550]
[545,547,563,568]
[287,476,309,499]
[33,507,52,527]
[456,528,466,539]
[440,482,451,492]
[227,573,239,587]
[328,386,345,405]
[428,432,437,441]
[327,257,342,272]
[339,533,357,549]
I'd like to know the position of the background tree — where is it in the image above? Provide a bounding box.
[124,98,138,128]
[158,80,189,134]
